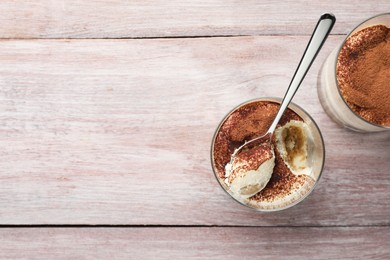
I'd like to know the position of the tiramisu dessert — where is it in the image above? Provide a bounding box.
[212,100,322,210]
[337,24,390,126]
[318,14,390,132]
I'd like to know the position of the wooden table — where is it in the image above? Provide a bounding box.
[1,1,389,258]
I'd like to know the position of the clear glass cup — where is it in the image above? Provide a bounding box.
[318,13,390,132]
[210,98,325,211]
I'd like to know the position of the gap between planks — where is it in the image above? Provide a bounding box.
[0,224,388,228]
[0,33,348,40]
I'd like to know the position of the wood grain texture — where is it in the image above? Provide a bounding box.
[0,0,389,38]
[0,36,390,225]
[0,227,389,259]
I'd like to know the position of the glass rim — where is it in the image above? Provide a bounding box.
[210,97,325,212]
[332,12,390,130]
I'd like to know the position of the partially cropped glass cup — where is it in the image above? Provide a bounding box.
[210,98,325,212]
[318,13,390,132]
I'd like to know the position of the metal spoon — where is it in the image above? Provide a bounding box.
[229,13,336,166]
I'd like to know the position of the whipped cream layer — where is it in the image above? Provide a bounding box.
[225,143,275,198]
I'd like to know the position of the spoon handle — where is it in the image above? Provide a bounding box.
[267,13,336,134]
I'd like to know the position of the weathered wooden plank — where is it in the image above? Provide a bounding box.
[0,36,389,225]
[0,0,389,38]
[0,227,389,259]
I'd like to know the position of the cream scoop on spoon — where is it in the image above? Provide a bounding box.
[225,14,336,198]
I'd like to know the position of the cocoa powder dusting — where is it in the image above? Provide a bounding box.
[212,100,308,204]
[337,25,390,126]
[252,139,302,201]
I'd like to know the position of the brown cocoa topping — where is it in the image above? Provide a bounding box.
[233,142,272,171]
[337,25,390,126]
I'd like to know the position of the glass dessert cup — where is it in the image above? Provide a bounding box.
[318,13,390,132]
[210,98,325,212]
